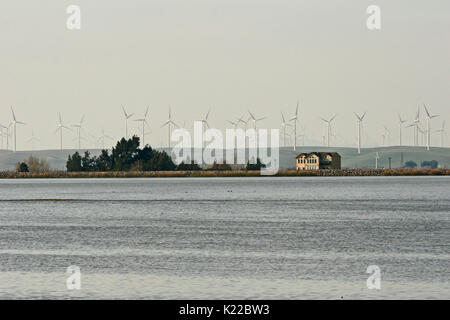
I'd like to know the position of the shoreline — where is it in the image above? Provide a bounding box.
[1,169,449,179]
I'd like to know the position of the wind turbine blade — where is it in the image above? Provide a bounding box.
[319,117,328,123]
[10,106,16,121]
[145,106,150,118]
[330,114,338,122]
[80,114,85,124]
[205,108,210,121]
[361,112,366,120]
[58,113,62,124]
[423,104,431,118]
[248,110,255,120]
[281,112,286,123]
[161,120,170,128]
[16,121,26,125]
[122,105,128,117]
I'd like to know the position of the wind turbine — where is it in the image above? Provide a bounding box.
[280,112,292,148]
[397,114,407,146]
[236,115,250,149]
[161,106,178,148]
[237,115,249,130]
[319,114,337,147]
[98,129,113,149]
[0,124,8,150]
[423,104,439,151]
[200,109,212,148]
[418,126,426,146]
[227,120,239,129]
[413,106,420,146]
[248,110,266,131]
[354,112,366,154]
[122,105,134,139]
[201,108,211,130]
[27,129,40,151]
[290,102,299,150]
[10,106,26,152]
[55,113,71,151]
[383,126,390,146]
[248,110,266,149]
[134,106,150,146]
[71,114,85,149]
[436,121,446,148]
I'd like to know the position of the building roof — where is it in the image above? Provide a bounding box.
[296,152,340,159]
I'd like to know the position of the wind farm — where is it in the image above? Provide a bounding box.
[0,102,449,172]
[0,102,450,170]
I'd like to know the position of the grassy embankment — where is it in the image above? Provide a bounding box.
[1,169,449,179]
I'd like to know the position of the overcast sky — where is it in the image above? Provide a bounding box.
[0,0,449,150]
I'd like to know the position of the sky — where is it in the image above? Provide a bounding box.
[0,0,449,150]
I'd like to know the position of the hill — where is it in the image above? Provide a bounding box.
[0,146,449,171]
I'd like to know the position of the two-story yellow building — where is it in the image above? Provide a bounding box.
[296,152,341,170]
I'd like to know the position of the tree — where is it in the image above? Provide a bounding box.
[16,162,29,173]
[81,151,96,171]
[111,136,140,171]
[404,161,417,169]
[26,156,50,173]
[176,161,201,171]
[246,158,266,171]
[65,136,177,172]
[210,161,232,171]
[95,149,112,171]
[66,152,82,172]
[421,160,438,169]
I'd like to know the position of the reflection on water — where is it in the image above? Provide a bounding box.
[0,177,449,299]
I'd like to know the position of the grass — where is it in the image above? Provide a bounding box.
[1,169,449,179]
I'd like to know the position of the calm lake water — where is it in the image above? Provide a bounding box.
[0,177,449,299]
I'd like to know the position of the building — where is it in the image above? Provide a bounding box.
[296,152,341,170]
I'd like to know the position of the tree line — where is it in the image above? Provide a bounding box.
[66,136,176,172]
[66,136,266,172]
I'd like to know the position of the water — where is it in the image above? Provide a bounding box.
[0,176,448,299]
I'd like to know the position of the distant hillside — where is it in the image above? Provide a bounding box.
[1,146,449,171]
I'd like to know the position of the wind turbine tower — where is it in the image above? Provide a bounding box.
[72,115,85,149]
[436,121,446,148]
[290,102,299,151]
[423,104,439,151]
[354,112,366,154]
[55,113,71,151]
[161,106,178,148]
[397,114,407,146]
[280,112,292,148]
[10,106,26,152]
[28,129,40,151]
[134,106,150,146]
[122,105,134,139]
[320,114,337,148]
